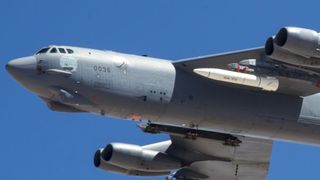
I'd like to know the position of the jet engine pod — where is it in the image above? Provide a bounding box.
[100,143,181,172]
[264,36,320,68]
[94,149,170,176]
[274,27,320,58]
[94,149,128,174]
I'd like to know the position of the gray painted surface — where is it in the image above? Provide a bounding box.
[6,41,320,179]
[6,45,320,145]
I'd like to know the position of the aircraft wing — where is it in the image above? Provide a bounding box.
[96,123,272,179]
[173,46,320,96]
[173,47,265,71]
[137,123,272,180]
[166,135,272,180]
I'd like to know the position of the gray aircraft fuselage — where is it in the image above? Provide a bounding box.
[6,46,320,145]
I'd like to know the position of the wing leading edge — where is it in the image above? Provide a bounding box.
[173,47,265,72]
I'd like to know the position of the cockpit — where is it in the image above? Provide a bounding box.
[36,46,74,55]
[34,46,78,75]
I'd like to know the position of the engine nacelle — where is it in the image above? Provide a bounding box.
[100,143,181,172]
[274,27,320,58]
[94,149,169,176]
[265,37,320,68]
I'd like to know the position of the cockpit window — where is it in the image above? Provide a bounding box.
[36,48,50,54]
[58,48,66,54]
[50,48,58,53]
[66,49,74,54]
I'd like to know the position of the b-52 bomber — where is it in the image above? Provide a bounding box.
[6,27,320,179]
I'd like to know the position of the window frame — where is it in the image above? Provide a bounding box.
[50,48,58,53]
[66,48,74,54]
[58,48,67,54]
[36,47,50,54]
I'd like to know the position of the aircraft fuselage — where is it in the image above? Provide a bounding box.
[6,46,320,145]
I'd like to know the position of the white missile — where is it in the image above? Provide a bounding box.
[193,68,279,91]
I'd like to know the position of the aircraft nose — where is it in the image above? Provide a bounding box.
[6,56,37,79]
[6,56,36,71]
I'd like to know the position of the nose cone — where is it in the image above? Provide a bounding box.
[6,56,37,72]
[6,56,37,79]
[6,56,39,91]
[6,56,49,97]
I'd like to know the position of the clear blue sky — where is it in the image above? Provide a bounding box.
[1,0,320,179]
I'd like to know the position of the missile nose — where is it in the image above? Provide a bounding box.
[193,68,210,77]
